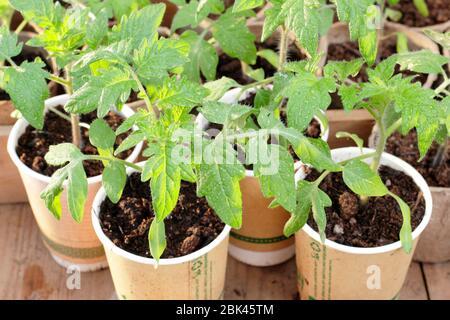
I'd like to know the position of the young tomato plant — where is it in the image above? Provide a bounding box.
[170,0,260,83]
[40,3,245,262]
[2,0,113,146]
[284,48,449,253]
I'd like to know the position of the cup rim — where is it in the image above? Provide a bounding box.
[91,163,232,266]
[295,147,433,255]
[7,94,143,186]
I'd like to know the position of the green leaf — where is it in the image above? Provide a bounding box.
[40,167,68,220]
[396,32,409,54]
[233,0,264,13]
[148,219,167,262]
[282,0,322,57]
[152,77,209,108]
[45,143,84,166]
[203,77,239,101]
[336,132,364,150]
[200,101,252,125]
[115,3,165,50]
[388,191,413,253]
[424,30,450,50]
[295,137,342,172]
[66,68,136,118]
[86,9,109,49]
[9,0,55,25]
[114,131,145,155]
[180,30,218,82]
[89,119,116,151]
[257,49,279,69]
[343,159,388,197]
[324,58,364,82]
[103,161,126,204]
[284,180,314,237]
[171,0,198,31]
[3,61,49,129]
[262,0,284,41]
[335,0,376,40]
[338,84,361,111]
[67,162,88,223]
[133,38,190,81]
[0,26,22,61]
[413,0,429,17]
[283,72,336,131]
[358,30,378,66]
[212,11,257,65]
[395,50,449,74]
[150,143,181,221]
[254,144,296,213]
[197,141,245,228]
[311,186,332,243]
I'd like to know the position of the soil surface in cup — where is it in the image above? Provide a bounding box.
[16,107,132,177]
[305,166,426,248]
[0,48,53,100]
[327,40,427,109]
[99,173,225,258]
[389,0,450,28]
[386,130,449,187]
[217,41,306,85]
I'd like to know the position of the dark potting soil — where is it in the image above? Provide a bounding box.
[390,0,450,28]
[305,166,426,248]
[386,130,450,187]
[99,173,225,258]
[217,42,306,85]
[16,107,132,177]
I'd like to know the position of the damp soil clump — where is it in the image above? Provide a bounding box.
[16,107,132,177]
[99,173,225,258]
[305,166,426,248]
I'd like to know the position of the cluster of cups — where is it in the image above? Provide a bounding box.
[7,88,434,300]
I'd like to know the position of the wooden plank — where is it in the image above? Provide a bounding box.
[399,262,429,300]
[0,132,29,204]
[0,204,115,300]
[224,256,298,300]
[422,262,450,300]
[0,202,431,300]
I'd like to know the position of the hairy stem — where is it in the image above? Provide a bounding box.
[432,137,448,168]
[86,155,143,172]
[47,106,90,129]
[130,68,160,118]
[14,19,28,34]
[64,67,82,148]
[278,26,288,71]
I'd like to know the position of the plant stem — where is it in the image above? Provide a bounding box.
[130,68,160,118]
[278,25,288,71]
[48,74,71,87]
[14,19,28,34]
[432,137,448,168]
[435,78,450,95]
[86,155,143,172]
[371,120,386,172]
[64,67,82,148]
[47,106,90,129]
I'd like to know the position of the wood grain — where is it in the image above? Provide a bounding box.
[0,203,431,300]
[399,262,428,300]
[0,131,28,204]
[0,204,115,300]
[422,262,450,300]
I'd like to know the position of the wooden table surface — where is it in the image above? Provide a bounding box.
[1,203,449,300]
